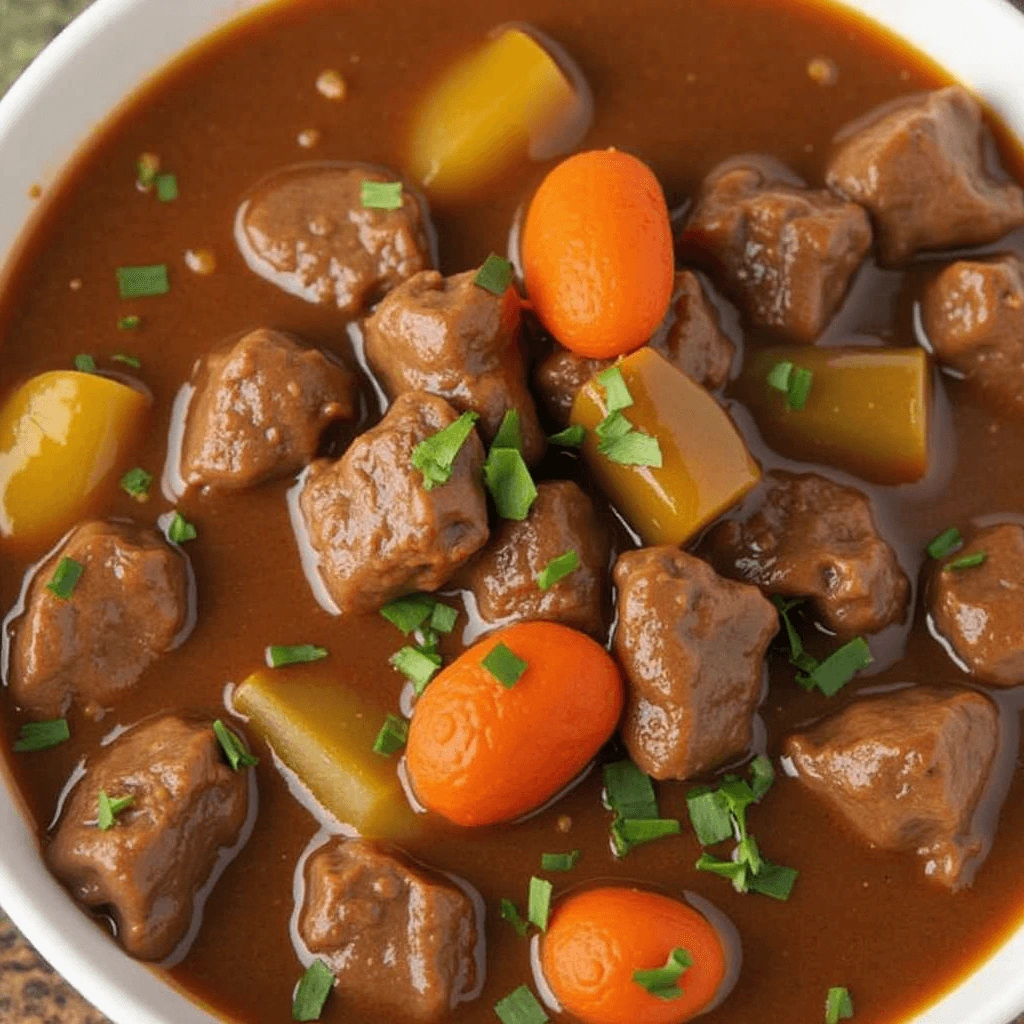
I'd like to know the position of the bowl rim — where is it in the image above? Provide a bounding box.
[2,1,1024,1023]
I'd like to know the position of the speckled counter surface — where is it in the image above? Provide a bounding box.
[3,1,1024,1023]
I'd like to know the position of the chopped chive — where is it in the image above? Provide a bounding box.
[429,602,458,634]
[686,787,733,847]
[946,551,987,572]
[111,353,142,369]
[213,720,258,770]
[47,557,83,600]
[372,713,409,756]
[749,754,775,801]
[484,446,538,520]
[541,850,580,873]
[826,986,855,1024]
[474,253,514,296]
[391,645,442,695]
[73,353,97,373]
[611,817,682,856]
[799,636,872,697]
[292,959,334,1022]
[632,947,693,1001]
[548,424,585,448]
[603,760,659,820]
[598,426,662,467]
[135,153,160,190]
[117,315,142,331]
[536,549,580,590]
[491,409,523,452]
[120,467,153,501]
[499,898,529,938]
[481,643,528,689]
[494,985,549,1024]
[788,366,814,409]
[748,860,800,901]
[266,644,329,668]
[737,833,763,874]
[360,180,404,210]
[598,365,634,412]
[381,594,436,634]
[155,173,178,203]
[773,596,821,675]
[13,719,69,753]
[696,853,750,892]
[97,791,134,831]
[411,411,479,491]
[527,876,553,931]
[767,360,794,393]
[927,526,963,560]
[167,511,197,544]
[117,264,169,299]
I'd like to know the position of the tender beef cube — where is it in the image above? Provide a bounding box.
[180,328,356,492]
[682,157,871,343]
[299,838,478,1024]
[533,271,734,425]
[703,471,909,636]
[613,547,777,781]
[929,523,1024,686]
[9,522,189,720]
[47,715,250,960]
[826,87,1024,265]
[300,391,488,614]
[236,163,433,314]
[784,687,998,888]
[921,254,1024,416]
[364,267,545,463]
[462,481,609,636]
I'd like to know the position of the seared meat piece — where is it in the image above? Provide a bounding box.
[613,547,777,780]
[9,522,189,720]
[180,328,356,492]
[236,163,433,314]
[364,267,545,464]
[299,391,488,615]
[462,481,609,636]
[929,523,1024,686]
[826,86,1024,265]
[921,254,1024,416]
[299,838,478,1024]
[682,157,871,343]
[703,471,909,636]
[47,715,251,960]
[784,687,999,889]
[533,271,734,426]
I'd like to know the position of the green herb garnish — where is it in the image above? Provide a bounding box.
[119,467,153,500]
[429,602,459,634]
[494,986,549,1024]
[611,817,682,855]
[267,644,329,668]
[492,409,523,452]
[484,446,538,520]
[14,719,69,753]
[292,960,334,1022]
[167,511,197,544]
[411,411,479,491]
[156,173,178,203]
[135,153,160,189]
[548,424,585,448]
[47,557,83,600]
[599,429,662,467]
[598,365,634,412]
[499,898,529,938]
[481,643,528,688]
[603,759,680,856]
[213,720,258,770]
[111,353,142,369]
[74,353,96,373]
[474,253,514,296]
[372,714,409,756]
[381,594,436,634]
[391,645,442,695]
[767,360,814,410]
[536,549,580,590]
[360,180,404,210]
[927,526,962,560]
[116,264,169,299]
[117,315,141,331]
[97,791,134,831]
[527,876,552,931]
[798,636,872,697]
[541,850,580,873]
[826,986,855,1024]
[946,551,987,572]
[632,948,693,1001]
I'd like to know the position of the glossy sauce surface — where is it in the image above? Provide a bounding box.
[1,1,1024,1023]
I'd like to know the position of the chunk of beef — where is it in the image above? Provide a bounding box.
[9,522,189,720]
[462,481,609,636]
[364,267,545,463]
[299,838,478,1024]
[300,391,488,615]
[613,547,777,781]
[681,157,871,343]
[180,328,356,492]
[533,271,735,425]
[929,523,1024,686]
[826,86,1024,265]
[47,715,250,960]
[921,254,1024,416]
[703,471,909,636]
[236,163,433,314]
[784,687,998,888]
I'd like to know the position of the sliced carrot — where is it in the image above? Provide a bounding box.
[541,887,727,1024]
[522,149,675,359]
[405,621,624,826]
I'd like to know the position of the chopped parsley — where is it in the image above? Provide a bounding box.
[266,644,329,668]
[155,173,178,203]
[381,594,436,634]
[474,253,515,296]
[167,511,197,544]
[119,467,153,500]
[481,643,528,689]
[492,409,523,452]
[597,365,634,412]
[536,549,580,590]
[97,791,134,831]
[116,264,169,299]
[13,719,70,753]
[372,714,409,756]
[632,948,693,1001]
[594,407,661,469]
[360,180,404,210]
[117,315,142,331]
[135,153,160,190]
[411,411,479,491]
[73,353,97,373]
[494,986,549,1024]
[292,960,334,1022]
[213,720,258,771]
[484,446,538,520]
[46,557,83,600]
[548,424,585,448]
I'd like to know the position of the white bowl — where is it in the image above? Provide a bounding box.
[1,1,1023,1022]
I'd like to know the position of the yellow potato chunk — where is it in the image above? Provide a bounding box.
[234,669,419,840]
[571,347,760,545]
[738,346,931,485]
[0,371,149,548]
[408,26,589,198]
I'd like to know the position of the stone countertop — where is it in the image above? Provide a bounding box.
[2,1,1024,1023]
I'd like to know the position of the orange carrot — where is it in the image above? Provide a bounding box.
[522,149,675,359]
[541,887,727,1024]
[405,621,624,826]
